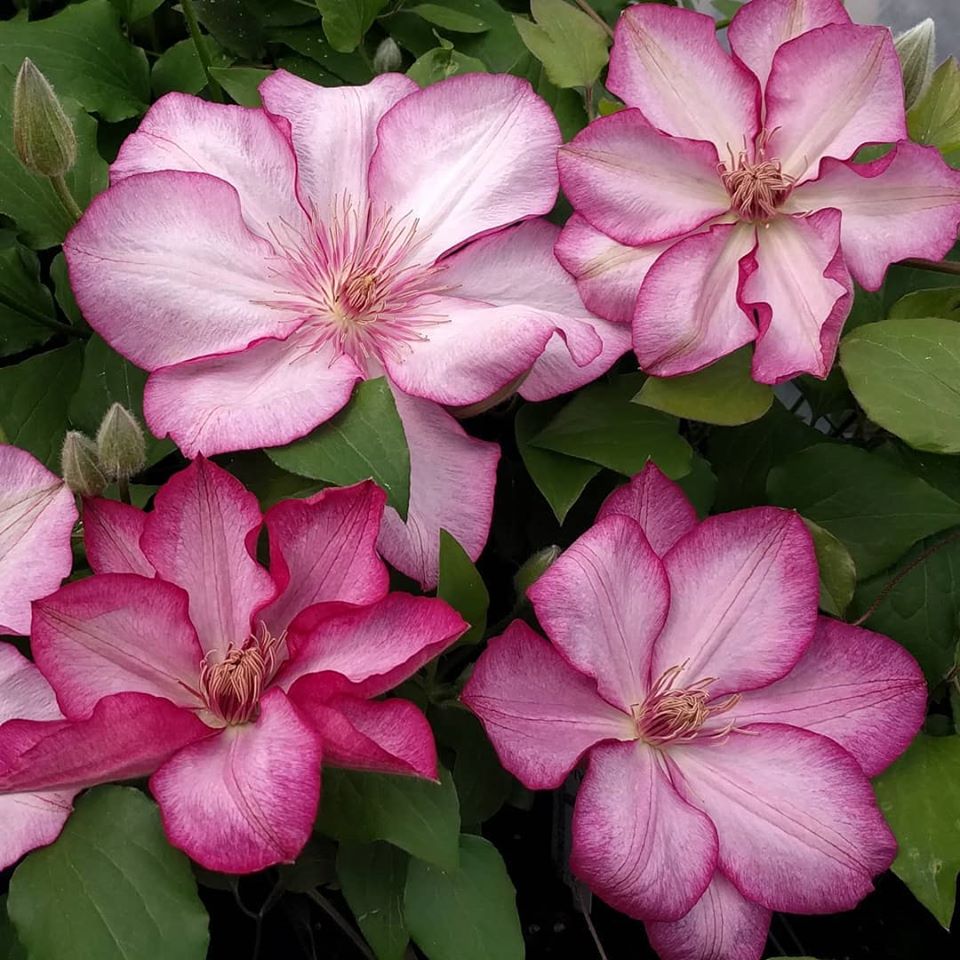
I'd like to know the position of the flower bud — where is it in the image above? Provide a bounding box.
[13,58,77,178]
[514,545,561,599]
[61,431,106,498]
[373,37,403,75]
[895,18,936,110]
[95,403,146,482]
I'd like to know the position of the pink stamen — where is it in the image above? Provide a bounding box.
[719,133,795,222]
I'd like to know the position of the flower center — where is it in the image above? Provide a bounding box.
[719,147,794,223]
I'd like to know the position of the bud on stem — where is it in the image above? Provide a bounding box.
[895,19,936,110]
[61,431,106,498]
[96,403,146,484]
[373,38,403,75]
[13,59,77,179]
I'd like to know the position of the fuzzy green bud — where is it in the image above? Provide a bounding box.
[96,403,146,482]
[13,58,77,178]
[895,19,936,110]
[373,37,403,75]
[514,545,561,599]
[61,431,107,498]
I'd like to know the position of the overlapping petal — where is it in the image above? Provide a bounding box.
[82,498,155,577]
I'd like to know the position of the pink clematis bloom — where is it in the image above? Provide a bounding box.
[0,458,466,873]
[0,444,77,636]
[463,463,926,960]
[556,0,960,383]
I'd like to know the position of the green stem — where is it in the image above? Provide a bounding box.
[50,175,83,222]
[898,257,960,277]
[181,0,225,103]
[118,477,131,505]
[573,0,614,38]
[306,891,375,960]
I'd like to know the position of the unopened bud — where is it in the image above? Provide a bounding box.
[895,19,936,110]
[514,545,562,599]
[96,404,146,482]
[13,59,77,178]
[373,37,403,75]
[61,431,106,498]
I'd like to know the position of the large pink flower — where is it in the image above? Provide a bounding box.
[463,463,926,960]
[556,0,960,383]
[0,444,77,635]
[0,459,466,873]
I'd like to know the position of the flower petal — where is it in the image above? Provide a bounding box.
[368,73,561,265]
[141,458,276,658]
[144,335,362,458]
[0,644,62,723]
[786,142,960,290]
[596,462,698,556]
[110,93,305,239]
[645,872,771,960]
[150,688,321,873]
[32,573,204,716]
[744,209,852,383]
[0,791,75,871]
[671,723,896,913]
[572,741,719,921]
[765,24,906,182]
[0,446,76,636]
[259,70,417,220]
[727,617,926,776]
[607,4,759,155]
[728,0,850,87]
[82,498,155,577]
[378,388,499,589]
[528,515,670,711]
[559,110,729,247]
[258,481,389,635]
[64,170,302,371]
[633,222,758,378]
[651,508,818,697]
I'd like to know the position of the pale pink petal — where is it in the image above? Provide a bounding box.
[144,335,362,458]
[765,24,907,182]
[0,446,76,636]
[31,573,203,716]
[258,481,389,635]
[151,688,321,873]
[651,508,818,698]
[646,873,771,960]
[744,209,851,383]
[555,214,672,325]
[260,70,417,220]
[0,791,75,870]
[671,724,896,913]
[141,458,276,658]
[633,222,758,378]
[596,462,698,556]
[462,621,635,789]
[0,644,62,723]
[606,5,760,155]
[786,142,960,290]
[572,741,718,921]
[368,74,561,265]
[728,0,850,87]
[82,498,155,577]
[64,171,302,371]
[528,515,670,711]
[727,617,926,776]
[378,388,499,589]
[110,93,305,239]
[559,111,729,246]
[280,593,466,697]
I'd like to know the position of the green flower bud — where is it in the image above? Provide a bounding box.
[895,19,936,110]
[13,58,77,178]
[61,431,106,498]
[373,37,403,75]
[514,545,561,599]
[96,403,146,482]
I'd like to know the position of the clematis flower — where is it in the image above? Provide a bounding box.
[463,463,926,960]
[0,459,466,873]
[63,74,626,587]
[0,444,77,636]
[556,0,960,383]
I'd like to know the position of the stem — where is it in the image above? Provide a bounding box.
[306,891,375,960]
[584,85,596,122]
[117,477,132,505]
[181,0,225,103]
[50,175,83,222]
[898,257,960,277]
[572,0,614,38]
[576,886,610,960]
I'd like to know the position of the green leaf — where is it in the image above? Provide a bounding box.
[404,835,523,960]
[111,0,166,22]
[803,519,856,616]
[449,0,528,72]
[531,375,693,480]
[50,253,83,325]
[514,0,609,89]
[270,27,373,83]
[191,0,265,59]
[407,43,488,86]
[675,452,717,518]
[0,343,83,467]
[337,842,410,960]
[768,444,960,579]
[410,4,489,32]
[0,241,56,357]
[438,530,488,646]
[526,63,587,141]
[208,65,273,106]
[317,767,461,871]
[152,37,232,97]
[219,450,325,510]
[875,734,960,928]
[888,286,960,321]
[635,347,773,427]
[0,0,149,122]
[908,57,960,157]
[316,0,390,53]
[8,786,209,960]
[0,897,26,960]
[267,378,410,518]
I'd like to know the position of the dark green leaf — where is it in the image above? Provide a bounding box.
[8,786,209,960]
[191,0,265,59]
[908,57,960,156]
[0,241,55,357]
[803,519,856,616]
[410,4,489,32]
[452,0,528,72]
[527,64,587,141]
[279,837,337,892]
[218,450,324,510]
[50,253,83,325]
[675,453,717,518]
[0,897,26,960]
[888,286,960,321]
[438,530,488,646]
[270,27,373,83]
[208,65,273,106]
[152,37,232,98]
[110,0,165,21]
[315,0,390,53]
[407,43,488,86]
[514,0,609,89]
